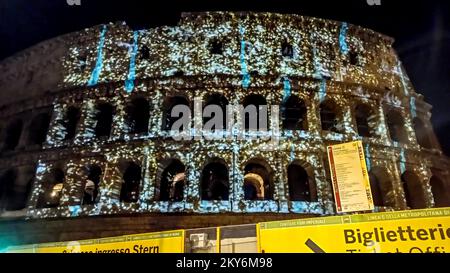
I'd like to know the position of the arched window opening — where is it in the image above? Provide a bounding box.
[0,169,17,211]
[349,51,359,66]
[386,109,408,143]
[413,118,433,149]
[430,175,449,208]
[242,95,268,131]
[94,103,114,138]
[355,104,372,138]
[201,161,229,201]
[3,120,23,151]
[282,95,307,131]
[320,100,340,133]
[82,165,102,205]
[126,97,150,134]
[244,161,273,201]
[163,96,190,131]
[401,171,427,209]
[203,94,229,132]
[36,168,65,209]
[281,41,294,58]
[140,45,150,60]
[27,113,51,146]
[288,163,317,202]
[158,159,186,202]
[369,172,384,207]
[63,106,80,141]
[120,162,141,203]
[209,39,223,55]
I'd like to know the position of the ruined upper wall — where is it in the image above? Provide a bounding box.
[0,12,415,108]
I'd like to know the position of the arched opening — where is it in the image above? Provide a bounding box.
[368,167,396,208]
[95,103,114,138]
[3,120,23,151]
[401,171,427,209]
[320,100,340,133]
[0,169,17,211]
[281,40,294,58]
[413,118,433,149]
[17,169,35,211]
[201,160,229,201]
[244,160,273,201]
[27,113,51,146]
[242,95,268,131]
[355,104,372,138]
[82,165,102,205]
[209,39,223,55]
[203,94,229,131]
[386,109,408,143]
[163,96,190,131]
[36,168,65,209]
[140,45,150,60]
[369,172,384,207]
[158,159,186,202]
[282,95,307,131]
[430,175,448,208]
[287,163,317,202]
[63,106,80,141]
[120,162,141,203]
[126,97,150,134]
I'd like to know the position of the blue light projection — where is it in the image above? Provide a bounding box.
[400,148,406,174]
[290,144,295,163]
[125,31,139,93]
[69,205,81,217]
[398,62,409,96]
[319,79,327,102]
[283,77,291,103]
[239,25,251,89]
[410,96,417,118]
[339,22,349,55]
[88,25,108,87]
[365,144,372,171]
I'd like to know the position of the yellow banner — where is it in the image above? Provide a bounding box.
[5,230,185,253]
[258,208,450,253]
[327,141,374,213]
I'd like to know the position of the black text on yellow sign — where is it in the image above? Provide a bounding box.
[258,208,450,253]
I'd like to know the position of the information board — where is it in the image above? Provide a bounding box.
[327,141,374,213]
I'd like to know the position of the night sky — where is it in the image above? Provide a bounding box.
[0,0,449,155]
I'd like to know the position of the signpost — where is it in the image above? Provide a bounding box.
[258,208,450,253]
[327,141,374,213]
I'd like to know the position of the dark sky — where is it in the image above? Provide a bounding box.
[0,0,449,155]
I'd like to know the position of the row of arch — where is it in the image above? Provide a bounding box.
[33,158,318,209]
[0,94,433,152]
[0,112,52,152]
[1,162,448,213]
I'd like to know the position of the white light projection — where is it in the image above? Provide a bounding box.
[25,12,438,219]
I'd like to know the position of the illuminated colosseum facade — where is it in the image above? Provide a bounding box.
[0,12,449,244]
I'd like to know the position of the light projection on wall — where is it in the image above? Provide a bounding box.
[88,25,107,87]
[22,12,439,220]
[124,30,139,93]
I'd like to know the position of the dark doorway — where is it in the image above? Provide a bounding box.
[282,96,307,131]
[120,162,141,203]
[158,159,186,202]
[82,165,102,205]
[126,97,150,134]
[201,161,229,201]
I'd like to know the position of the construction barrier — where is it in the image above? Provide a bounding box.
[2,208,450,253]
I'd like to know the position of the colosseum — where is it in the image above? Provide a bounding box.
[0,11,449,246]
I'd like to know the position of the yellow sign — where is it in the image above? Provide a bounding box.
[5,230,185,253]
[327,141,374,213]
[258,208,450,253]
